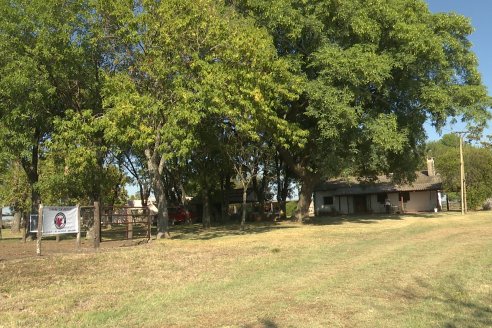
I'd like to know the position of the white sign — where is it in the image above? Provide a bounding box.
[42,206,79,235]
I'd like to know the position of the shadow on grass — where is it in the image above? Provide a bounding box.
[398,275,492,327]
[244,318,279,328]
[304,214,404,226]
[304,212,444,226]
[169,222,299,240]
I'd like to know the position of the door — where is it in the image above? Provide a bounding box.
[353,195,367,213]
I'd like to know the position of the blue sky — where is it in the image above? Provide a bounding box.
[425,0,492,140]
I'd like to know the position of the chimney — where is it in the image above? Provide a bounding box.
[427,158,435,176]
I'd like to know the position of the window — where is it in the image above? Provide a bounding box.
[323,196,334,206]
[399,191,410,203]
[377,193,387,204]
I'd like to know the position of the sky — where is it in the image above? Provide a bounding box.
[425,0,492,140]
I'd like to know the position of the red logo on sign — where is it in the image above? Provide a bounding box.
[54,212,66,229]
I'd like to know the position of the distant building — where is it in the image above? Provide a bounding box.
[313,159,443,215]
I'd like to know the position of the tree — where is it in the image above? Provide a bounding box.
[274,150,294,219]
[0,0,105,221]
[0,160,30,232]
[230,0,491,220]
[427,134,492,210]
[102,0,302,237]
[120,151,152,207]
[37,110,116,205]
[226,135,262,230]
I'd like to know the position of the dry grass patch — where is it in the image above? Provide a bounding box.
[1,212,491,327]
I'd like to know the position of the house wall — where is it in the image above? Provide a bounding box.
[401,190,438,212]
[388,193,400,211]
[314,192,351,214]
[314,190,439,215]
[368,194,385,213]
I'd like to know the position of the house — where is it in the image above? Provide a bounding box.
[128,198,158,216]
[313,159,443,215]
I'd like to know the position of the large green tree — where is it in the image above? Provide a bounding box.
[102,0,302,237]
[231,0,491,220]
[0,0,104,216]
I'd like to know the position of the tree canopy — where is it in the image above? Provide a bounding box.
[230,0,491,219]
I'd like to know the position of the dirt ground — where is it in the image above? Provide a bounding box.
[0,235,147,261]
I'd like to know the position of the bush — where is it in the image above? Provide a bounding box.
[482,199,492,211]
[286,201,298,218]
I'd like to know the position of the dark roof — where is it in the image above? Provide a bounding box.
[190,188,258,205]
[314,171,442,196]
[225,188,258,204]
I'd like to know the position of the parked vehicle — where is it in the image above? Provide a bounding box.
[153,206,195,225]
[168,206,193,225]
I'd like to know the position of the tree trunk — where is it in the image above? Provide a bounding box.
[15,129,41,240]
[139,184,151,208]
[11,211,21,233]
[154,177,170,238]
[252,175,266,220]
[294,172,319,221]
[278,148,319,222]
[179,180,186,206]
[280,173,290,219]
[0,208,3,239]
[241,185,247,230]
[221,174,232,223]
[202,186,211,229]
[275,153,291,220]
[145,148,170,239]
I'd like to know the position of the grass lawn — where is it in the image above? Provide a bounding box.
[1,212,491,327]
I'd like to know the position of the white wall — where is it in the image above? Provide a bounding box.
[367,194,386,213]
[314,190,439,215]
[314,192,350,214]
[402,191,438,212]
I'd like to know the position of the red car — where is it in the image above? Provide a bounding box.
[168,206,193,225]
[152,206,195,225]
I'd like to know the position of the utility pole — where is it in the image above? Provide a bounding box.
[459,134,465,214]
[455,132,467,215]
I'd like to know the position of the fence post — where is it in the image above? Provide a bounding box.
[147,208,151,240]
[94,201,100,249]
[76,204,81,249]
[127,208,133,240]
[22,211,27,243]
[37,204,43,256]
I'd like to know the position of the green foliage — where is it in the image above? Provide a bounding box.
[285,201,298,218]
[0,160,30,212]
[427,134,492,209]
[102,0,305,158]
[38,110,128,205]
[0,0,106,207]
[232,0,491,180]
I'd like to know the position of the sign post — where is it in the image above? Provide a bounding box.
[94,201,100,249]
[37,205,43,256]
[76,205,81,249]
